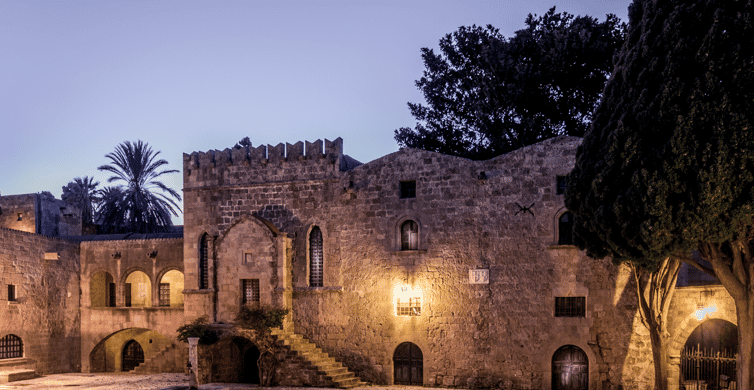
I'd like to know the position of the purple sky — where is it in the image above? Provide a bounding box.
[0,0,629,224]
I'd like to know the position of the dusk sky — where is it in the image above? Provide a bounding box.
[0,0,629,224]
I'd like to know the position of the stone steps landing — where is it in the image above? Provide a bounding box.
[270,328,365,388]
[0,369,36,383]
[132,343,180,374]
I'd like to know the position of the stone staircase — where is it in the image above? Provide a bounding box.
[132,343,180,374]
[270,328,365,388]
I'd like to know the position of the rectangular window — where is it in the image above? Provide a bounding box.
[242,279,260,305]
[556,175,568,195]
[125,283,132,307]
[159,283,170,307]
[7,285,16,302]
[244,252,254,265]
[396,297,421,316]
[108,283,116,307]
[400,180,416,199]
[555,296,586,317]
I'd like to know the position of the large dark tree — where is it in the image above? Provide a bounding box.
[565,0,754,389]
[97,141,182,233]
[61,176,100,225]
[395,8,625,160]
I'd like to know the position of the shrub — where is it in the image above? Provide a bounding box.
[176,316,220,345]
[235,305,289,332]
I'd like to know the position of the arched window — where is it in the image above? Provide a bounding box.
[558,212,574,245]
[401,220,418,250]
[122,340,144,372]
[552,345,588,390]
[309,226,323,287]
[199,234,209,289]
[0,334,23,359]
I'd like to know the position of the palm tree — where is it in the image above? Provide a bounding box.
[97,140,182,233]
[61,176,100,224]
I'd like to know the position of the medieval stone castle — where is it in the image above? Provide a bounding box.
[0,136,738,389]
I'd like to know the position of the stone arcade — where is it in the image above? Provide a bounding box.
[0,136,739,389]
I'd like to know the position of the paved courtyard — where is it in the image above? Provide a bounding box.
[0,373,451,390]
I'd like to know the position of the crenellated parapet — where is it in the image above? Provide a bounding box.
[184,138,354,188]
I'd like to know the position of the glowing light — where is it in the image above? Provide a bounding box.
[694,304,717,321]
[393,283,423,316]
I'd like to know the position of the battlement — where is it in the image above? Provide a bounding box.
[184,138,356,188]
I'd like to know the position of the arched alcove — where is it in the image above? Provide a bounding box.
[90,270,115,307]
[124,270,151,307]
[158,269,184,307]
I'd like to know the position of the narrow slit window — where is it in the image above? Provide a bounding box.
[309,226,323,287]
[199,234,209,289]
[7,285,16,302]
[558,212,574,245]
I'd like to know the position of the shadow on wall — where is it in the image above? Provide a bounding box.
[89,328,172,372]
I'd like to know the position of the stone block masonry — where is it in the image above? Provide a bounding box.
[0,227,81,374]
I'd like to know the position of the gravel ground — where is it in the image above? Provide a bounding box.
[0,373,455,390]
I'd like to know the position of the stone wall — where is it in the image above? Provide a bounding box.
[182,136,655,388]
[0,194,38,233]
[79,237,185,373]
[0,227,81,374]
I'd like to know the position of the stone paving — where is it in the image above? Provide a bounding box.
[0,373,456,390]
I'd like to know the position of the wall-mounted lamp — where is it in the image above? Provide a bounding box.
[147,251,158,259]
[112,252,121,259]
[693,291,717,321]
[17,213,22,221]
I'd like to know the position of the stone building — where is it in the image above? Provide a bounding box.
[0,136,740,389]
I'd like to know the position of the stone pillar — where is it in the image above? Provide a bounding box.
[668,354,681,390]
[188,337,199,389]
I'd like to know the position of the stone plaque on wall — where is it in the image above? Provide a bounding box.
[469,269,489,284]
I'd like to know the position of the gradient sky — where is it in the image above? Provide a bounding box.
[0,0,629,224]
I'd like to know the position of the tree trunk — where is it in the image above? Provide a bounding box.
[632,258,680,390]
[735,296,754,390]
[648,323,670,390]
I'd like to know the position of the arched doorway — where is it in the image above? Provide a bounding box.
[122,340,144,372]
[241,344,261,384]
[552,345,588,390]
[681,319,738,389]
[394,342,422,385]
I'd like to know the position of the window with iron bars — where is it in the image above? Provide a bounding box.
[0,334,22,359]
[159,283,170,307]
[242,279,260,305]
[309,226,323,287]
[555,296,586,317]
[397,297,421,316]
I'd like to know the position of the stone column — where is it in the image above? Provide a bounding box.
[188,337,199,389]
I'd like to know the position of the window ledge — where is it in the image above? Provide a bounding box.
[393,249,427,254]
[547,245,580,250]
[6,301,20,306]
[0,357,31,368]
[182,288,215,294]
[293,286,343,293]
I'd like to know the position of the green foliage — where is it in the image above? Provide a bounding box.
[235,305,289,332]
[565,0,754,270]
[176,316,220,345]
[97,140,182,233]
[395,7,625,160]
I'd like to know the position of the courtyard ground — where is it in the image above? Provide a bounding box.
[0,373,452,390]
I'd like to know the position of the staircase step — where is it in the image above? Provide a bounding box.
[0,369,36,383]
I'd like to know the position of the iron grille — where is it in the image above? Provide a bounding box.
[681,345,737,390]
[555,296,585,317]
[199,234,209,289]
[309,227,323,287]
[0,334,22,359]
[242,279,260,305]
[397,297,421,316]
[159,283,170,307]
